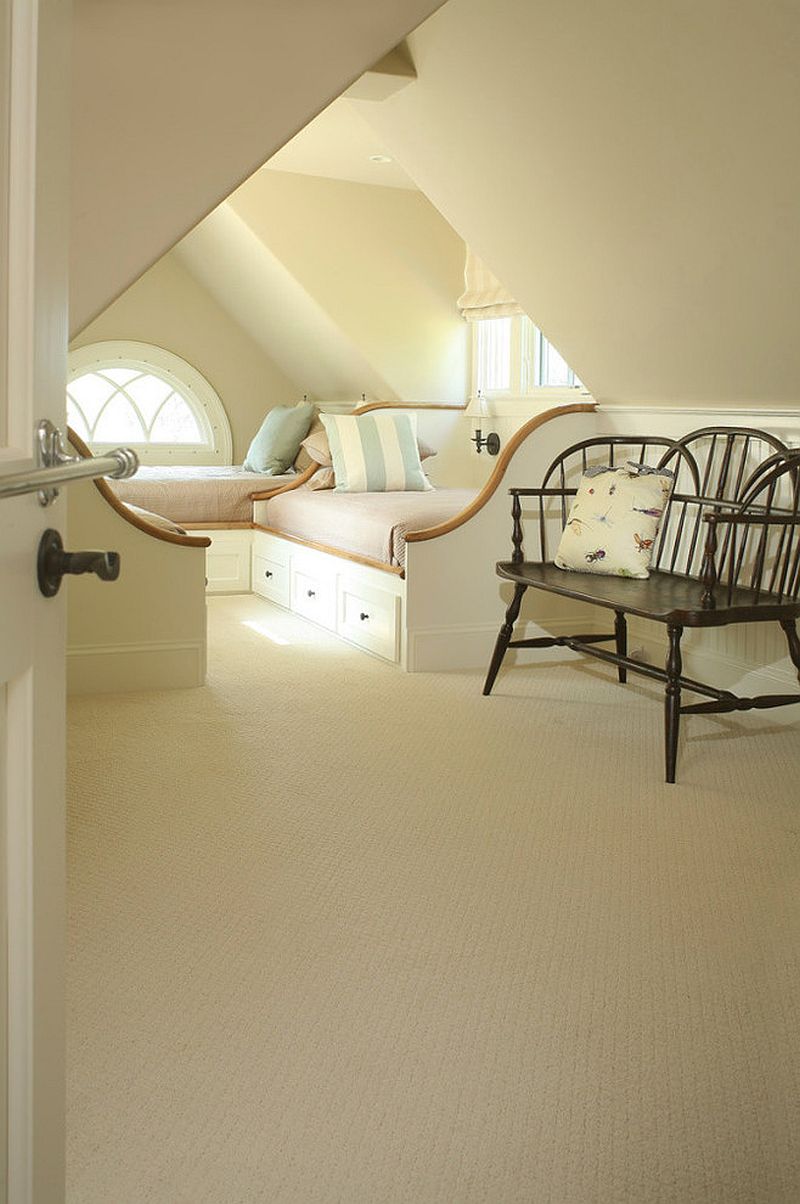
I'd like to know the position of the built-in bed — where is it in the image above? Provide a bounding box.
[110,464,297,525]
[260,483,477,571]
[98,402,600,669]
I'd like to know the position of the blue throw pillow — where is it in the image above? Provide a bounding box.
[243,403,315,474]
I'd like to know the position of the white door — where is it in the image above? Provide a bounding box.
[0,0,70,1199]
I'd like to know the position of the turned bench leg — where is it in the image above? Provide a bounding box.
[780,618,800,683]
[665,623,683,783]
[483,584,527,696]
[614,610,628,683]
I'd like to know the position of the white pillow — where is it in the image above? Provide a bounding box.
[554,463,674,579]
[320,412,432,493]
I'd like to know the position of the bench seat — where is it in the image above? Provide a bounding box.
[496,561,800,628]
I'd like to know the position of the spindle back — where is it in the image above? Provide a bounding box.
[653,428,798,600]
[526,435,694,563]
[515,426,800,603]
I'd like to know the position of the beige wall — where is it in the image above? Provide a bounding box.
[67,477,208,693]
[360,0,800,407]
[71,253,301,462]
[179,172,468,404]
[70,0,445,335]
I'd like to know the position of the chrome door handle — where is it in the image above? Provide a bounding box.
[37,528,120,597]
[0,419,138,506]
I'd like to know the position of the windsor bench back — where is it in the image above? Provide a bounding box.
[483,426,800,782]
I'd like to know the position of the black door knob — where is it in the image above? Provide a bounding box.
[37,528,120,598]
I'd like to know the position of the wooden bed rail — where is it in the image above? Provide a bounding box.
[249,461,317,502]
[405,403,597,544]
[249,401,594,523]
[67,428,211,549]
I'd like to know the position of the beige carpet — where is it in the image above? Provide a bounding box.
[67,594,800,1203]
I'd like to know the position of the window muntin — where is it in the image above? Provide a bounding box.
[67,341,233,465]
[473,316,584,399]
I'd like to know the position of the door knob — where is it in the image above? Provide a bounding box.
[37,528,120,597]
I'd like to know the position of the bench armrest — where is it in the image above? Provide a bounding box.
[703,510,800,527]
[509,487,577,498]
[700,509,800,608]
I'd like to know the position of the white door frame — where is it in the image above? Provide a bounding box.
[0,1,70,1200]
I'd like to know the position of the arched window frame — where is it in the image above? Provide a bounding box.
[67,341,233,465]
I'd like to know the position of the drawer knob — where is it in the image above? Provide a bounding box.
[264,570,273,579]
[360,612,369,621]
[307,588,316,598]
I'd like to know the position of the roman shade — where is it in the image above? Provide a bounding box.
[457,248,525,321]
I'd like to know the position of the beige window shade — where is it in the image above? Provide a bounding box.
[457,248,525,321]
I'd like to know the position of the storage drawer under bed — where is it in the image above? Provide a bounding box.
[337,577,400,662]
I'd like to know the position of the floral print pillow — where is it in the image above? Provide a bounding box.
[554,463,674,579]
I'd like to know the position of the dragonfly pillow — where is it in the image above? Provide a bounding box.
[554,463,674,579]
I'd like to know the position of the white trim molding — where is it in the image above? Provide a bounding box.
[67,340,234,465]
[66,639,206,694]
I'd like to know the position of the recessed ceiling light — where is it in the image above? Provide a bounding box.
[369,154,393,164]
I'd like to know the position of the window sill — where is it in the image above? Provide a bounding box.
[477,390,593,418]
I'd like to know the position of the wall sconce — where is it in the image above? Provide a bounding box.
[466,392,501,455]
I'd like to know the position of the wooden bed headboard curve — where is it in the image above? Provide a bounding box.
[67,428,212,548]
[405,403,597,543]
[353,401,467,415]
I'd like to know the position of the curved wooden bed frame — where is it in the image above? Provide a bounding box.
[249,400,596,536]
[68,427,211,548]
[406,403,596,543]
[249,400,468,503]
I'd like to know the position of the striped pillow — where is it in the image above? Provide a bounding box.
[320,412,432,493]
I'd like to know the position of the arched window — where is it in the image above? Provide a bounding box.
[67,341,233,465]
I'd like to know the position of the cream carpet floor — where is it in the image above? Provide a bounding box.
[67,594,800,1203]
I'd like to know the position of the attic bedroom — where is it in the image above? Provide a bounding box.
[4,0,795,1200]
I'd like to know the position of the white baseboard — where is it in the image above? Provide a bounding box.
[67,639,206,694]
[624,620,800,725]
[406,617,595,672]
[407,614,800,723]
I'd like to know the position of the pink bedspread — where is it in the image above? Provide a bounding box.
[110,465,296,524]
[262,486,477,569]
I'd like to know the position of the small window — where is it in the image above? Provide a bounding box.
[533,328,582,389]
[67,341,233,465]
[474,318,513,394]
[473,316,583,400]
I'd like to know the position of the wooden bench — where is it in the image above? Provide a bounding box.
[482,427,800,782]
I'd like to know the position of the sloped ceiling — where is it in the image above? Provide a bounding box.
[70,0,445,336]
[356,0,800,406]
[175,202,397,403]
[174,171,467,403]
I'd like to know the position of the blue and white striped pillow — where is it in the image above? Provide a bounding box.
[320,412,433,493]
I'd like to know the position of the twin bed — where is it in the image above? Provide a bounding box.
[106,404,479,575]
[75,402,600,672]
[110,464,299,526]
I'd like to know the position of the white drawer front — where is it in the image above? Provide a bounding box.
[204,531,252,594]
[253,554,290,607]
[291,563,336,630]
[252,529,290,567]
[337,578,400,662]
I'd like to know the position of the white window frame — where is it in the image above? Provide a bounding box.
[67,340,233,465]
[471,316,590,411]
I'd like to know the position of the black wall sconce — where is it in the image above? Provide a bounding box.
[471,428,501,455]
[466,392,501,455]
